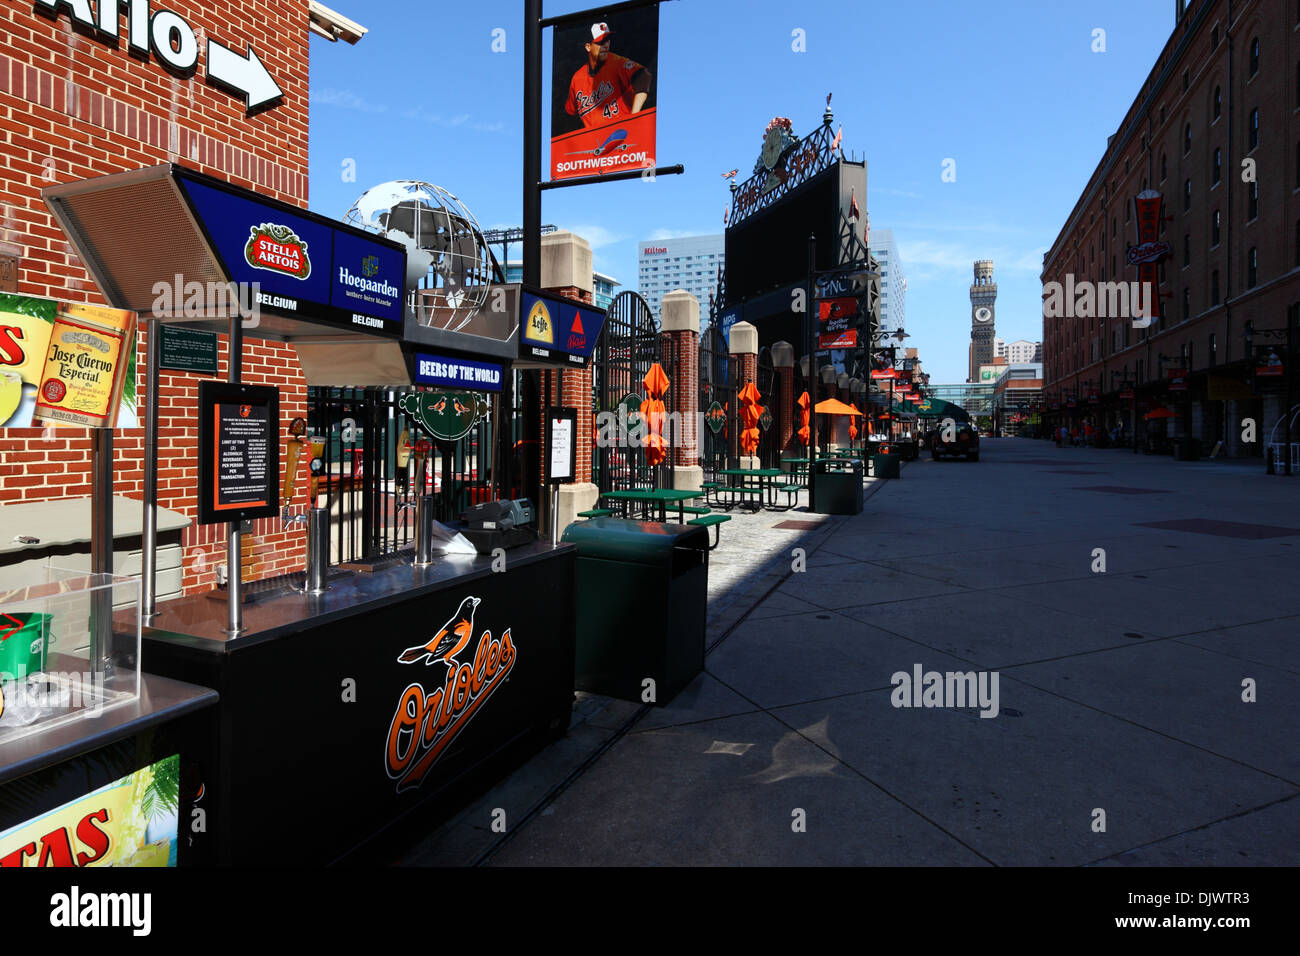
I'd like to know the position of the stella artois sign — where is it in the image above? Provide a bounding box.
[245,223,311,279]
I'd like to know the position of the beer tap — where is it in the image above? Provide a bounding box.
[281,417,309,528]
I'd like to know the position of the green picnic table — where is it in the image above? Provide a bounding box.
[601,487,706,523]
[781,457,812,487]
[718,467,786,509]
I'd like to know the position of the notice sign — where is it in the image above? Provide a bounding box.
[159,325,219,375]
[547,407,577,484]
[414,352,503,392]
[198,382,279,525]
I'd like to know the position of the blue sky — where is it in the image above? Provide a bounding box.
[307,0,1175,382]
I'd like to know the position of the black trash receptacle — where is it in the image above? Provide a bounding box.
[1174,438,1201,461]
[810,457,864,514]
[560,517,708,706]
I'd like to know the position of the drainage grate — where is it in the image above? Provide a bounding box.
[773,519,826,530]
[1135,519,1300,539]
[1074,486,1170,495]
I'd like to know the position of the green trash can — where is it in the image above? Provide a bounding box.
[810,458,863,514]
[869,453,900,479]
[560,517,708,705]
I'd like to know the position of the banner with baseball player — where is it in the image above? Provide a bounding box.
[549,8,659,181]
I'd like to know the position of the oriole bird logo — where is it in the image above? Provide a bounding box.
[431,398,447,413]
[397,596,481,674]
[453,398,469,415]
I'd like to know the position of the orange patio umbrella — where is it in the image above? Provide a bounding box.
[1143,407,1176,420]
[640,363,670,466]
[737,381,764,455]
[796,391,811,446]
[848,402,864,442]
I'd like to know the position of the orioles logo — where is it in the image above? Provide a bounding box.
[386,596,516,792]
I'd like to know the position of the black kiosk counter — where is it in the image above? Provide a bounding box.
[37,166,582,865]
[138,541,575,864]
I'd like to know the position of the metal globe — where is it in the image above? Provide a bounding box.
[344,180,497,331]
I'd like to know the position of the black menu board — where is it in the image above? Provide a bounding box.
[197,382,279,525]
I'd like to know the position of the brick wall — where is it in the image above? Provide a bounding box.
[0,1,313,592]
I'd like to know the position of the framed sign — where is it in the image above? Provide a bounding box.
[197,382,279,525]
[547,407,577,484]
[159,325,220,375]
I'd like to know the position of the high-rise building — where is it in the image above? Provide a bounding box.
[969,260,997,382]
[637,234,724,325]
[995,338,1042,364]
[870,229,907,339]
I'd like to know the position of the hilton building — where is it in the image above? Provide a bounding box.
[1041,0,1298,460]
[636,234,724,326]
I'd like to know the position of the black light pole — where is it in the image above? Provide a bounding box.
[807,233,818,455]
[523,0,542,288]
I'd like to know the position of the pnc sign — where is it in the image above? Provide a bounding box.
[34,0,284,112]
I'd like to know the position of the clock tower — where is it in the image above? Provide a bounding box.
[968,259,996,383]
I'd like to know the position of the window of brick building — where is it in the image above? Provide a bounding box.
[1184,234,1191,267]
[1249,37,1259,77]
[1184,178,1192,211]
[1247,247,1258,288]
[1209,333,1216,366]
[1211,269,1220,304]
[1212,209,1221,246]
[1248,108,1259,151]
[1184,123,1192,154]
[1247,180,1258,220]
[1214,86,1222,120]
[1183,287,1190,320]
[1160,153,1167,181]
[1213,147,1221,184]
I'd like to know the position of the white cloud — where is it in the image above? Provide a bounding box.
[311,88,387,113]
[894,237,1048,280]
[644,228,707,241]
[558,223,626,248]
[397,106,504,133]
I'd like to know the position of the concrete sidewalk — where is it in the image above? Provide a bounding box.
[398,440,1300,866]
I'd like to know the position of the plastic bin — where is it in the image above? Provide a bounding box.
[560,518,708,705]
[810,458,864,514]
[869,454,901,479]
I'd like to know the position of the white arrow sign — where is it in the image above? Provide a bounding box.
[206,40,283,111]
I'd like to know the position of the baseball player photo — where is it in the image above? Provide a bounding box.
[564,20,652,129]
[549,8,659,181]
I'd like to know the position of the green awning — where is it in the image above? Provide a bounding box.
[891,397,970,421]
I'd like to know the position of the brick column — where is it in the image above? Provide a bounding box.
[660,289,702,490]
[772,341,795,454]
[539,230,598,530]
[730,321,759,470]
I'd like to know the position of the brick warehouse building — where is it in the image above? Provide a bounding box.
[1042,0,1299,459]
[0,1,351,594]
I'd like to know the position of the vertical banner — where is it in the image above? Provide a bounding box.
[550,7,659,181]
[1127,190,1170,328]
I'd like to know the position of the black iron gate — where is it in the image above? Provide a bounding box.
[306,385,497,565]
[593,291,662,493]
[698,318,735,479]
[756,345,782,468]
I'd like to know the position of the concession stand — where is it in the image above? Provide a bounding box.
[20,165,581,864]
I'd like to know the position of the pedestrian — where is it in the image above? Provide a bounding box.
[1056,424,1064,447]
[1084,423,1094,446]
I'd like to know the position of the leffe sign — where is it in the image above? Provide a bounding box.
[34,0,284,111]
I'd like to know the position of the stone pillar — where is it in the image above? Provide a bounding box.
[541,231,598,531]
[772,341,795,454]
[730,321,759,470]
[661,289,701,490]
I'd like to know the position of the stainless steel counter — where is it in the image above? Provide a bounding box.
[0,674,218,786]
[139,540,576,652]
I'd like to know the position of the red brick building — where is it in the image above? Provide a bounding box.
[1042,0,1298,458]
[0,0,345,592]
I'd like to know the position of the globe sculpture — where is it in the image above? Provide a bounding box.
[344,180,497,331]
